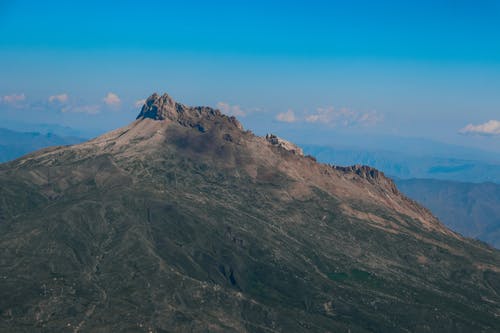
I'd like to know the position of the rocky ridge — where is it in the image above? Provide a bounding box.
[265,133,304,156]
[137,93,243,131]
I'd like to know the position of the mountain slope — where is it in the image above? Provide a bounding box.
[0,93,499,332]
[397,179,500,249]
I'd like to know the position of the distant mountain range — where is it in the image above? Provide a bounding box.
[0,128,84,163]
[302,144,500,184]
[396,179,500,249]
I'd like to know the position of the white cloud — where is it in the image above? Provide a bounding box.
[134,99,146,108]
[306,106,340,124]
[459,120,500,136]
[103,92,121,106]
[62,105,100,115]
[217,102,246,117]
[276,109,297,123]
[305,106,382,127]
[356,110,384,126]
[1,93,26,104]
[48,93,69,103]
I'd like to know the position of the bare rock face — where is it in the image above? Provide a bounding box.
[265,133,304,156]
[137,93,243,131]
[333,164,398,194]
[136,92,179,120]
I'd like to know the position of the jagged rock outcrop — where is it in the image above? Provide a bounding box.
[333,164,398,194]
[265,133,304,156]
[137,93,243,131]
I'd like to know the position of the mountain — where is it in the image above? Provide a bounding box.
[0,119,110,139]
[302,144,500,183]
[0,128,84,163]
[0,93,499,332]
[396,179,500,249]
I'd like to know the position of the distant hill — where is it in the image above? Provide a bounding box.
[302,144,500,183]
[396,179,500,249]
[0,128,84,162]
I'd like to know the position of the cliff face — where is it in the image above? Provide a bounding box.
[0,93,499,332]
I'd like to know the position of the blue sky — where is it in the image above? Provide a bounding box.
[1,0,499,151]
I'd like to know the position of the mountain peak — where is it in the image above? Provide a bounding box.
[136,92,185,121]
[136,92,243,131]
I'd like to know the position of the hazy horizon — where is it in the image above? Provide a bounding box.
[1,1,499,153]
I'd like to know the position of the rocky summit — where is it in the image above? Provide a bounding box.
[0,93,499,332]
